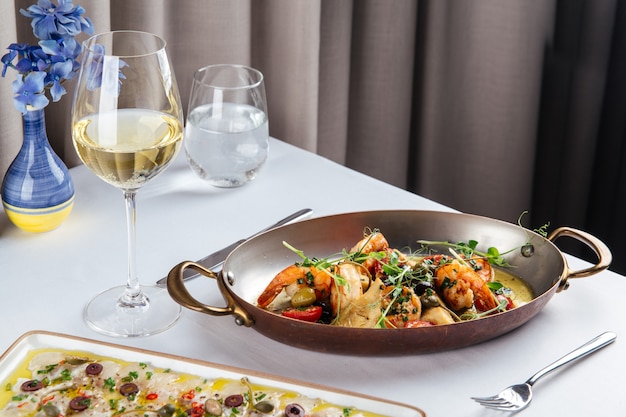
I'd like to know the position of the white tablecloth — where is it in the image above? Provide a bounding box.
[0,138,622,416]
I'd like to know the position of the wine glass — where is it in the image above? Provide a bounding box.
[71,31,184,337]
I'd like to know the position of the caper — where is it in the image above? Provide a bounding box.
[290,287,316,308]
[521,244,534,257]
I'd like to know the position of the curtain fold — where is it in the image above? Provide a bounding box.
[346,1,418,188]
[2,0,626,273]
[412,0,555,222]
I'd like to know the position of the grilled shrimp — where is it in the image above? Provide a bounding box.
[381,286,423,328]
[257,264,332,308]
[350,232,390,274]
[350,231,389,254]
[462,255,494,282]
[435,261,497,311]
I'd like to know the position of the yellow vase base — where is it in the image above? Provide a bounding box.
[3,198,74,233]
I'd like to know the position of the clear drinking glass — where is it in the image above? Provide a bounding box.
[184,64,269,187]
[71,31,184,337]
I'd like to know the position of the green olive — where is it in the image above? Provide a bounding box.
[254,401,275,413]
[41,404,61,417]
[157,404,176,417]
[420,293,439,309]
[290,287,316,307]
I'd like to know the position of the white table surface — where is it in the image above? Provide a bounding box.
[0,138,622,417]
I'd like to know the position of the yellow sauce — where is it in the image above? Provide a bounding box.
[494,268,535,306]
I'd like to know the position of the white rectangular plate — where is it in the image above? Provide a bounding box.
[0,331,426,417]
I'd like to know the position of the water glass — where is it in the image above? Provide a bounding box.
[184,64,269,187]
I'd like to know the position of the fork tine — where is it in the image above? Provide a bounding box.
[481,402,517,411]
[471,397,515,408]
[471,396,506,404]
[475,398,510,406]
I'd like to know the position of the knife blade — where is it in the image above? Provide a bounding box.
[156,208,313,287]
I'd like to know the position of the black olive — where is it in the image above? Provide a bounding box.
[224,394,244,407]
[119,382,139,396]
[85,363,103,376]
[69,396,90,411]
[318,301,333,324]
[413,280,433,295]
[21,379,43,392]
[285,403,305,417]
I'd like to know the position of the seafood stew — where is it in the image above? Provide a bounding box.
[167,210,610,354]
[256,231,534,328]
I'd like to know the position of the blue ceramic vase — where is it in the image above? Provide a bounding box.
[1,108,74,232]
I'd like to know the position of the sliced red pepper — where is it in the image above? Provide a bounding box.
[281,306,323,322]
[496,294,515,310]
[146,392,158,400]
[405,320,435,328]
[181,389,195,400]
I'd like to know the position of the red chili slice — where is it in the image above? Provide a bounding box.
[281,306,323,322]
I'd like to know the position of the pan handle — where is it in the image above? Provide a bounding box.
[547,227,612,291]
[166,261,254,327]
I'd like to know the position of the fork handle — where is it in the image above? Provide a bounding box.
[526,331,616,386]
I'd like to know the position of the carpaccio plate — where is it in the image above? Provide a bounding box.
[0,331,426,417]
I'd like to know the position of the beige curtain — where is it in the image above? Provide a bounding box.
[0,0,557,225]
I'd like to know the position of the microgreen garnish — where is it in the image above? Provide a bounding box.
[518,210,551,238]
[104,377,116,392]
[417,239,512,267]
[460,297,509,320]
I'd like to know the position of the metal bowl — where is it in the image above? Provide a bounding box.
[167,210,611,355]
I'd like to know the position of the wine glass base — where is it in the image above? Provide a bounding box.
[84,284,182,337]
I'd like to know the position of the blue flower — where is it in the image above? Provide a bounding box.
[20,0,94,40]
[12,71,49,113]
[46,59,72,101]
[40,37,81,61]
[2,1,93,112]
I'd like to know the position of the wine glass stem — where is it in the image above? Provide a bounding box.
[121,190,145,306]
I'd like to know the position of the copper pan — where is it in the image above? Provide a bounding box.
[167,210,611,355]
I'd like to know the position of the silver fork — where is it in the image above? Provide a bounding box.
[471,331,616,412]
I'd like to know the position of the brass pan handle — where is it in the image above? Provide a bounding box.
[166,261,254,327]
[547,226,612,292]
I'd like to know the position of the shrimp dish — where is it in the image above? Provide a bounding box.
[256,230,533,328]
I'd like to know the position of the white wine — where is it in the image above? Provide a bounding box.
[73,109,183,190]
